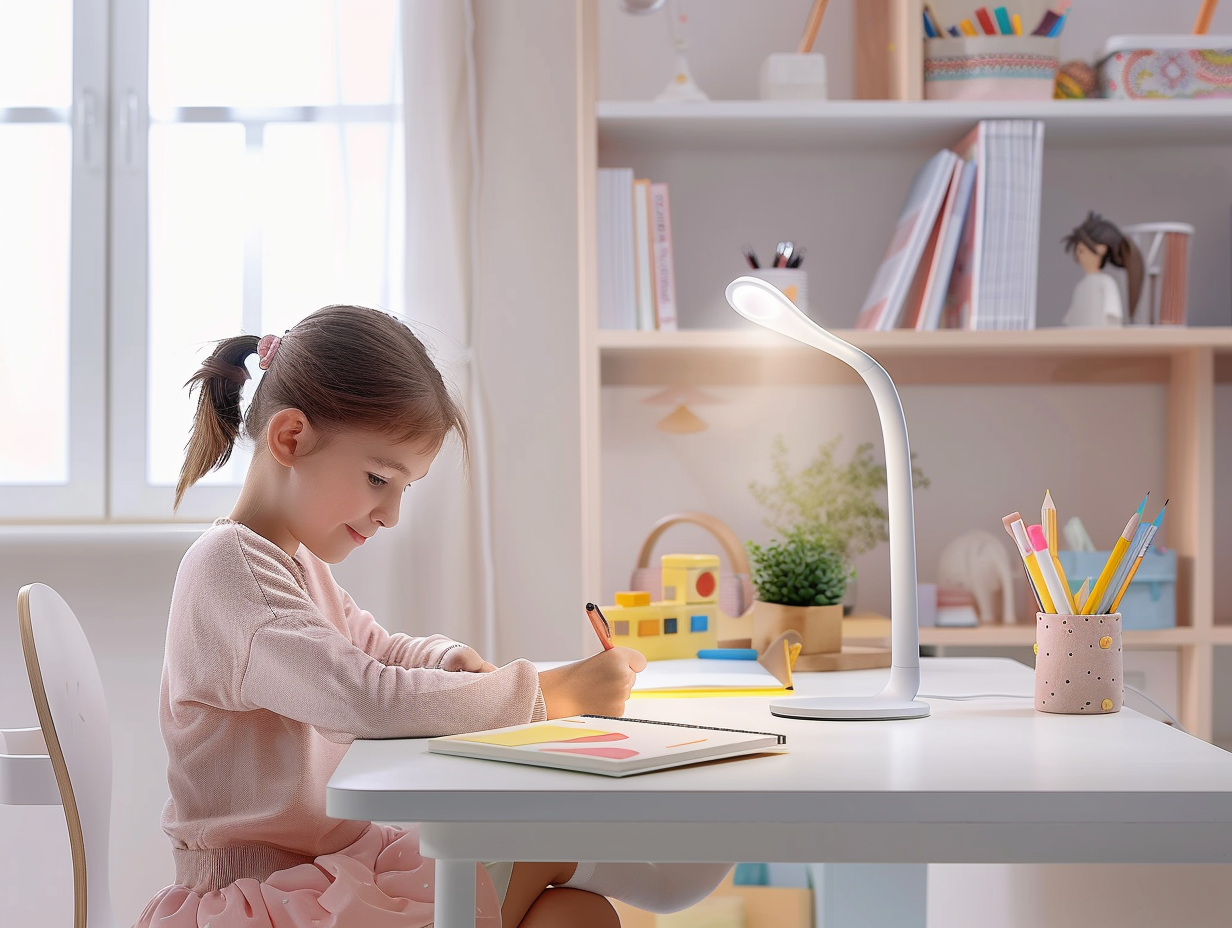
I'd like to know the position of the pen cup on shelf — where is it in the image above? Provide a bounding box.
[745,268,807,314]
[924,36,1060,100]
[1120,223,1194,326]
[1034,613,1123,715]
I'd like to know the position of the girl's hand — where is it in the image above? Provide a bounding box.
[538,647,647,719]
[438,645,498,673]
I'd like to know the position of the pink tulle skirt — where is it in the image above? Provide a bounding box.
[134,823,502,928]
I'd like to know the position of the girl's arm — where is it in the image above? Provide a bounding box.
[240,618,546,741]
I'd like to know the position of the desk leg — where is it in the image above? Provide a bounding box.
[435,858,477,928]
[811,864,926,928]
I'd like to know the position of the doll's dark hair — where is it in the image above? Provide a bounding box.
[1062,211,1144,317]
[175,304,468,509]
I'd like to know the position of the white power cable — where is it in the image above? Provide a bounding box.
[918,685,1186,734]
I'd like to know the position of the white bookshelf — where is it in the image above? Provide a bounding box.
[580,54,1232,740]
[597,99,1232,150]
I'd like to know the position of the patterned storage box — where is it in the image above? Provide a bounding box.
[1099,34,1232,99]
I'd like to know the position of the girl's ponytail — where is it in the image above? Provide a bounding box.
[175,335,260,510]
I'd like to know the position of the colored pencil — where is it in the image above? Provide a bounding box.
[1011,13,1022,35]
[1082,512,1140,615]
[1004,512,1045,612]
[797,0,831,54]
[975,7,997,34]
[1108,500,1168,614]
[1195,0,1220,35]
[959,18,979,36]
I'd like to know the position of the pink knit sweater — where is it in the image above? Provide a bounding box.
[160,519,546,893]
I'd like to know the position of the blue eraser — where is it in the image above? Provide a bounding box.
[697,648,759,660]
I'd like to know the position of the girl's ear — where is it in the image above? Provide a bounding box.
[1094,242,1109,257]
[266,408,316,467]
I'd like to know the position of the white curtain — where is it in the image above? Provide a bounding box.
[388,0,497,657]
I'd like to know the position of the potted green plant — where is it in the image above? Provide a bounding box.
[748,435,930,613]
[745,532,850,655]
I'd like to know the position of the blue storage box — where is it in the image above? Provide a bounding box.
[1057,550,1176,629]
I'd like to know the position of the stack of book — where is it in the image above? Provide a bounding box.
[597,168,678,331]
[856,119,1045,331]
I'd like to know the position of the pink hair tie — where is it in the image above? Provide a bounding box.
[257,334,282,370]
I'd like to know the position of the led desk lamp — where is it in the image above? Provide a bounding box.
[725,276,929,720]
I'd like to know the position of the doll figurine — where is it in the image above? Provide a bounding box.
[1061,211,1144,327]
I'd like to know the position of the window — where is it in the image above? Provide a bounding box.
[0,0,404,522]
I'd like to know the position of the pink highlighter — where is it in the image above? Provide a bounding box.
[1026,523,1072,614]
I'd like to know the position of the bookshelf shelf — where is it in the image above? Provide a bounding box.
[598,99,1232,152]
[598,327,1232,386]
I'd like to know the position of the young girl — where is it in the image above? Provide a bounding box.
[136,305,730,928]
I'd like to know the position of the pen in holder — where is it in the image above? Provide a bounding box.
[1034,613,1123,715]
[744,268,808,314]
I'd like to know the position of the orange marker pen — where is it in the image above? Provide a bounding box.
[586,602,614,650]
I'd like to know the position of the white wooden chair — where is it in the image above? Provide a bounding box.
[0,583,121,928]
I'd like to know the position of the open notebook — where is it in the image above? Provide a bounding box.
[427,715,787,777]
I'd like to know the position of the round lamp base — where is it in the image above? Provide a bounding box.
[769,696,931,721]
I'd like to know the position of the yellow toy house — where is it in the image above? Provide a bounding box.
[605,554,719,660]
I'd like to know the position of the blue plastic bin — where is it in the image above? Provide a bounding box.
[1057,549,1176,629]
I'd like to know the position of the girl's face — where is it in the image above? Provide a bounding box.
[283,426,438,564]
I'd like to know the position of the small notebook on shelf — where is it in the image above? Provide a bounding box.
[427,715,787,777]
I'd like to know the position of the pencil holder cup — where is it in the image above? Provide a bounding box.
[745,268,807,314]
[1034,613,1123,715]
[924,36,1060,101]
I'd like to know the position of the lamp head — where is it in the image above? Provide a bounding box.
[725,276,874,374]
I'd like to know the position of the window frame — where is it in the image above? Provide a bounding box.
[0,0,405,524]
[0,0,108,521]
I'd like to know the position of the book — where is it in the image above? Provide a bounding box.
[916,159,975,330]
[947,120,1044,330]
[427,714,787,777]
[597,167,637,329]
[648,182,678,330]
[632,178,656,330]
[855,148,959,331]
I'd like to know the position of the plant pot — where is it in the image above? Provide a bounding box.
[750,601,843,655]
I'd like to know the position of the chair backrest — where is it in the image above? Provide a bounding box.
[18,582,120,928]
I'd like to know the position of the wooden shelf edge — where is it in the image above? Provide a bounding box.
[598,327,1232,353]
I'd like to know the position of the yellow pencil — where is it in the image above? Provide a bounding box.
[1011,13,1023,35]
[1075,577,1092,613]
[1082,512,1140,615]
[959,18,978,36]
[1042,490,1076,612]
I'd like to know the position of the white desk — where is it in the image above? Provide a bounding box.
[326,658,1232,928]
